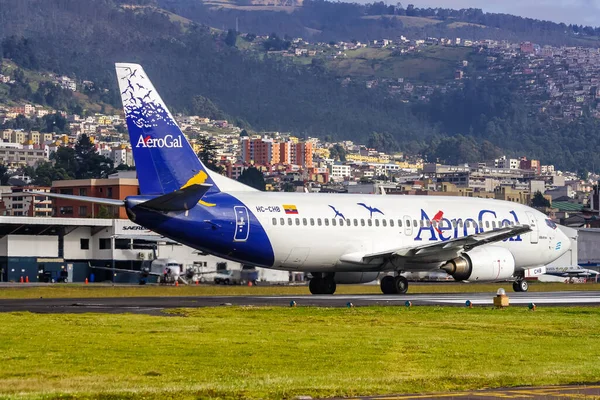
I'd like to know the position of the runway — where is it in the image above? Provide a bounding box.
[340,383,600,399]
[0,290,599,314]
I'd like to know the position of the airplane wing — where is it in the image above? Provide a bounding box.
[89,265,163,276]
[340,225,531,266]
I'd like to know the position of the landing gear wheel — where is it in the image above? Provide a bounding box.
[309,277,337,295]
[513,279,528,292]
[309,277,321,294]
[380,276,396,294]
[324,279,336,295]
[394,276,409,294]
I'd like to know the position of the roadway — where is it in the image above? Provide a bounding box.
[0,290,599,314]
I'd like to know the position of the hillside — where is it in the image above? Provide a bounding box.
[160,0,600,46]
[2,0,600,171]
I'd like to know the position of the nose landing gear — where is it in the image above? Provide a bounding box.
[513,278,529,292]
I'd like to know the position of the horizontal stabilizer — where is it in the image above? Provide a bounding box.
[26,191,125,207]
[137,184,212,212]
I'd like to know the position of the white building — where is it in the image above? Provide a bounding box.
[0,217,290,283]
[329,163,351,181]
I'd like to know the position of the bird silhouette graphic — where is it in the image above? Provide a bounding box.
[357,203,384,218]
[136,83,145,90]
[328,205,345,219]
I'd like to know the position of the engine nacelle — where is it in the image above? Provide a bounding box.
[441,246,515,282]
[334,272,380,284]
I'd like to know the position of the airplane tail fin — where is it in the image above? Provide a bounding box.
[115,63,257,196]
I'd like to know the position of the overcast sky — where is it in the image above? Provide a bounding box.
[356,0,600,26]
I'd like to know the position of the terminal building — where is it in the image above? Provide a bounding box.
[0,216,290,283]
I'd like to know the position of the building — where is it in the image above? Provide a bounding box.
[241,137,280,165]
[329,163,351,181]
[0,217,290,283]
[519,157,541,175]
[0,143,47,167]
[1,186,53,217]
[51,176,139,219]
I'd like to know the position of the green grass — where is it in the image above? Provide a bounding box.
[0,306,599,399]
[0,282,597,299]
[328,46,474,82]
[361,15,442,28]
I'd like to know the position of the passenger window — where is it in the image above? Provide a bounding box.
[360,219,365,226]
[280,218,285,225]
[338,219,343,226]
[353,219,358,226]
[485,221,489,228]
[302,218,307,226]
[332,219,336,226]
[390,219,394,227]
[288,218,292,225]
[324,218,329,226]
[376,219,380,227]
[346,219,350,226]
[413,220,418,227]
[272,218,277,225]
[459,220,464,227]
[367,219,372,226]
[492,221,496,229]
[419,220,424,227]
[317,218,322,226]
[310,218,315,226]
[295,218,300,226]
[426,220,431,227]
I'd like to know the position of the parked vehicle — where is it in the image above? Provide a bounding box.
[214,270,242,285]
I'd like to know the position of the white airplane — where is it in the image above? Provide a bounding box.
[545,265,599,279]
[39,63,571,295]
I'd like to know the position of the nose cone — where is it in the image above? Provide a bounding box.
[556,225,572,254]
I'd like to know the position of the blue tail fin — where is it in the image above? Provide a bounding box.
[116,63,219,196]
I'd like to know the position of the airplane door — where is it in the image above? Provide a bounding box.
[525,211,538,244]
[234,206,250,242]
[403,215,413,236]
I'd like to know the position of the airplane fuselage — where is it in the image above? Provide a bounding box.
[127,192,566,274]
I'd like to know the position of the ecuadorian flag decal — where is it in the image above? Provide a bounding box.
[283,204,298,214]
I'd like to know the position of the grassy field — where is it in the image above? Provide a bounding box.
[0,306,599,399]
[328,46,474,81]
[0,282,597,299]
[361,15,442,28]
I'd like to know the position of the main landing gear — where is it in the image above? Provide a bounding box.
[309,273,336,295]
[513,278,529,292]
[380,275,409,294]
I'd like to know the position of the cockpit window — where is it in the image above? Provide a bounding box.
[545,219,557,229]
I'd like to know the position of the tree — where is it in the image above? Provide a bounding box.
[31,161,72,186]
[51,146,78,177]
[197,135,224,174]
[74,134,114,179]
[238,167,266,191]
[531,191,551,208]
[328,144,346,162]
[225,29,238,47]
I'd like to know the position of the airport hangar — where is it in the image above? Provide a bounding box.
[0,216,291,283]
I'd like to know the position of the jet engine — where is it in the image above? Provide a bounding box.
[440,246,515,281]
[334,272,380,284]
